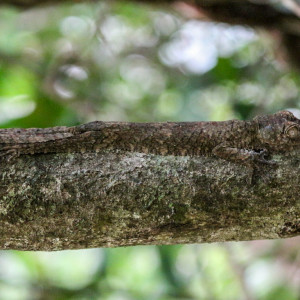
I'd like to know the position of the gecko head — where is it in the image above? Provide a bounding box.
[255,110,300,148]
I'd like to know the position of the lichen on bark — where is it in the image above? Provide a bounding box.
[0,149,298,251]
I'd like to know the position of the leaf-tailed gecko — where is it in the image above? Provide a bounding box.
[0,111,300,167]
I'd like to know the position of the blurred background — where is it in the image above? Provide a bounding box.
[0,1,299,299]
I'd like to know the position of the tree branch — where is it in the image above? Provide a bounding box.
[0,138,299,251]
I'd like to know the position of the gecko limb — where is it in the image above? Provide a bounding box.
[212,143,277,184]
[0,146,22,161]
[71,121,105,133]
[212,143,276,166]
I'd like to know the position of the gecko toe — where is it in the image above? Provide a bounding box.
[0,149,20,161]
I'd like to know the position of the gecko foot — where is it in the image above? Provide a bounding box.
[246,150,278,185]
[0,148,20,161]
[253,149,276,166]
[249,160,278,185]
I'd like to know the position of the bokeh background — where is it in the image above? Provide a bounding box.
[0,1,299,299]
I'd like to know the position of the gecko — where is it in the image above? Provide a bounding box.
[0,111,300,168]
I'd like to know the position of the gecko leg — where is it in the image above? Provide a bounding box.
[212,143,276,184]
[212,143,276,166]
[70,121,105,134]
[0,147,21,161]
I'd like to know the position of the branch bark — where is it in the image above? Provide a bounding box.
[0,129,299,251]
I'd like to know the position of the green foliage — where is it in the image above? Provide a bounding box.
[0,1,298,299]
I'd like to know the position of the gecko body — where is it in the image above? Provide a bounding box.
[1,111,300,167]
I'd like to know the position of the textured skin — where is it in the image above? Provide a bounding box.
[1,111,300,166]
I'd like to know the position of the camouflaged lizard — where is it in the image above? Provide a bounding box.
[0,111,299,167]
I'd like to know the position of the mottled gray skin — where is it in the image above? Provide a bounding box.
[0,111,300,166]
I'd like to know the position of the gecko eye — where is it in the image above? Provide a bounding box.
[285,125,300,139]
